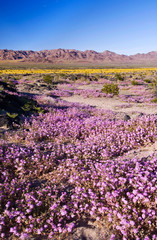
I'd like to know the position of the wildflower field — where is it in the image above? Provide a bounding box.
[1,67,157,76]
[0,68,157,240]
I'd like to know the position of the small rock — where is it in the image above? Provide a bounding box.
[138,112,144,117]
[124,114,131,121]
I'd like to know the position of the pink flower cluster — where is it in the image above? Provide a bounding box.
[1,102,157,239]
[50,88,113,98]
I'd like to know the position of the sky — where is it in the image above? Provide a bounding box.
[0,0,157,55]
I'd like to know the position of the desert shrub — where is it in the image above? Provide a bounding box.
[144,79,152,83]
[131,80,140,85]
[139,73,144,79]
[58,73,67,79]
[149,79,157,96]
[92,76,98,81]
[53,74,59,82]
[21,100,43,113]
[101,74,108,79]
[115,73,124,81]
[13,75,23,80]
[151,97,157,103]
[6,112,18,119]
[95,74,101,78]
[69,75,78,81]
[102,83,119,95]
[43,74,54,84]
[80,76,86,81]
[150,78,157,87]
[21,102,35,112]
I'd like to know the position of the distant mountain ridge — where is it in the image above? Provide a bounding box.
[1,49,157,64]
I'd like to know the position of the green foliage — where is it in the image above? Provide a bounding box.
[102,83,119,95]
[21,103,32,112]
[92,76,98,81]
[150,78,157,88]
[101,74,108,79]
[43,75,54,84]
[6,112,18,118]
[95,74,101,79]
[33,105,44,113]
[115,73,124,81]
[69,75,78,81]
[58,73,67,79]
[21,100,37,112]
[13,75,22,80]
[21,100,44,114]
[149,79,157,97]
[131,80,140,85]
[151,97,157,103]
[144,79,151,83]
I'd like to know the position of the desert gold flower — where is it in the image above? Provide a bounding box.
[1,68,157,75]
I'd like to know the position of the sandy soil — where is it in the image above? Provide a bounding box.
[59,82,157,117]
[61,95,157,117]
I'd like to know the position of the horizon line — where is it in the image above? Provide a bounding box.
[1,48,157,56]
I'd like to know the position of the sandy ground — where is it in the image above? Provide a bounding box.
[60,82,157,117]
[61,95,157,117]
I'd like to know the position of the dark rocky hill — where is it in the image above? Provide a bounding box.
[1,49,157,64]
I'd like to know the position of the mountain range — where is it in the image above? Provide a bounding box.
[1,49,157,65]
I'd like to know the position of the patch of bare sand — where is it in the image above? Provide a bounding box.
[61,95,157,117]
[65,220,113,240]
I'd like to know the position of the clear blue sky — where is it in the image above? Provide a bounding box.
[0,0,157,55]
